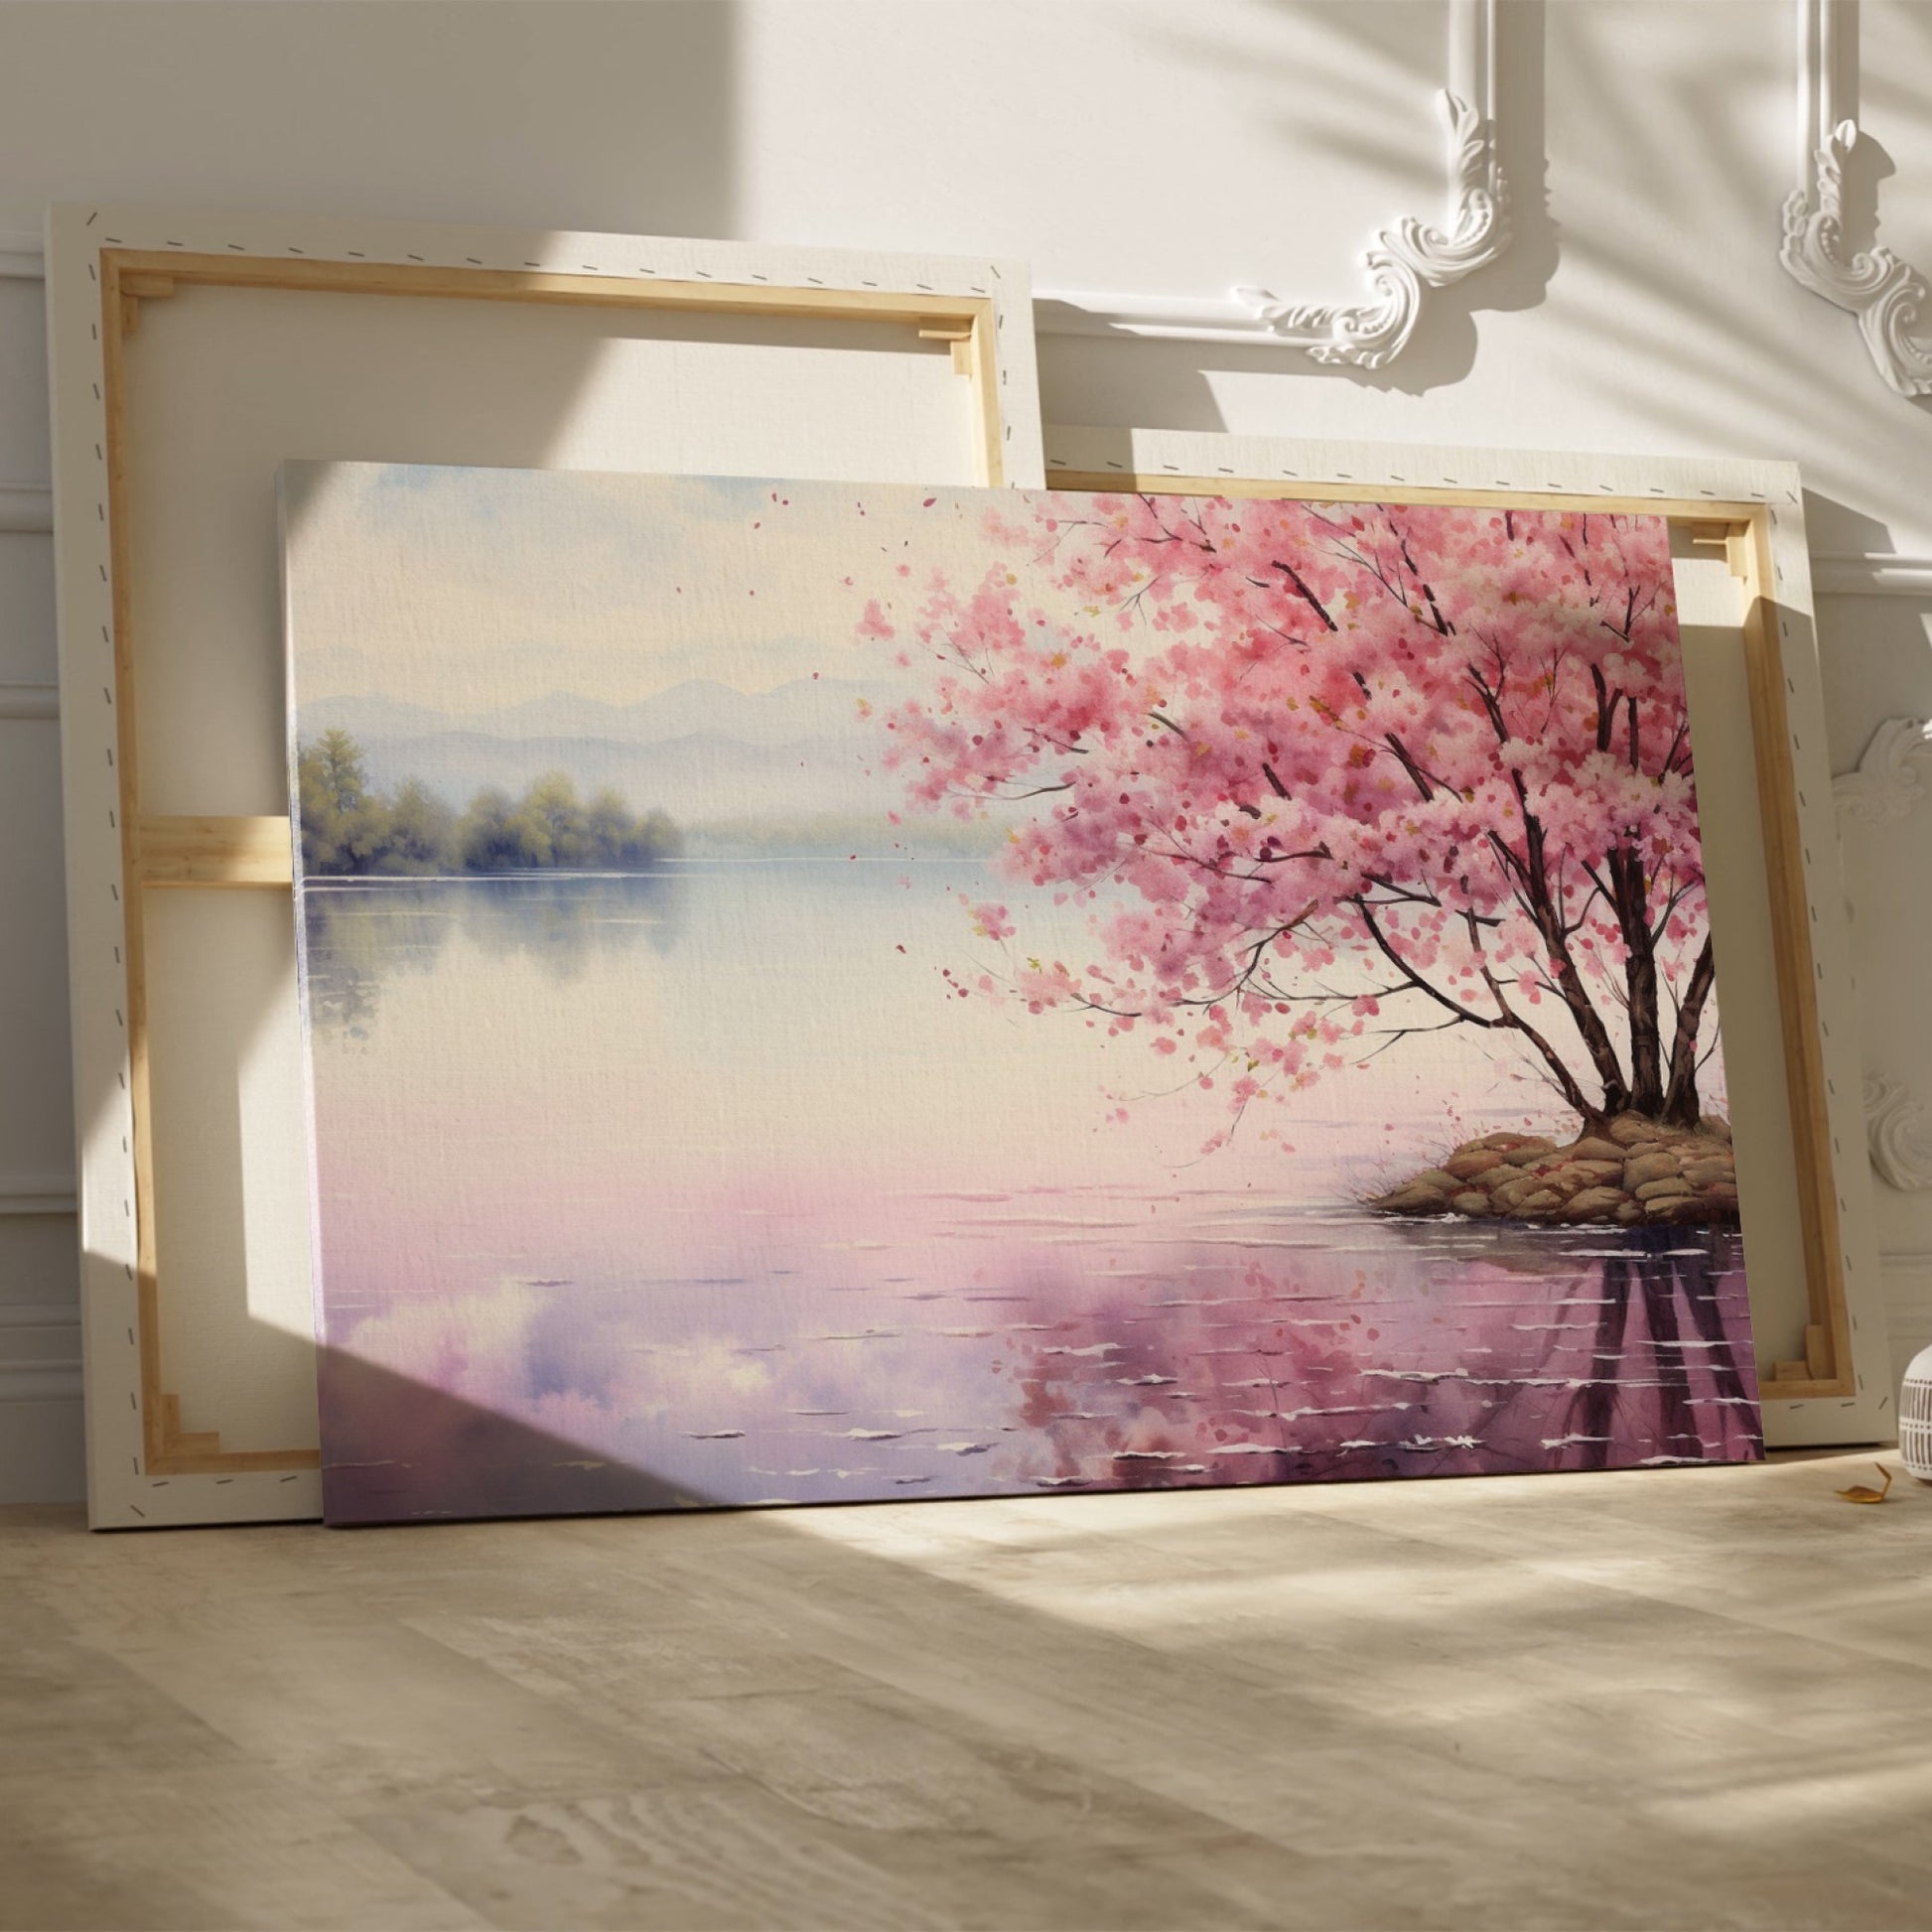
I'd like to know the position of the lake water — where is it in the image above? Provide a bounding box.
[299,866,1761,1524]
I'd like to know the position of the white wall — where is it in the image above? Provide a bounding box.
[2,0,1929,1502]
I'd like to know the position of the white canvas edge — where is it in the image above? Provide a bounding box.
[1039,425,1890,1449]
[47,199,1046,1529]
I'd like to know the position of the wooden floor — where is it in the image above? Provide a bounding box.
[4,1452,1932,1931]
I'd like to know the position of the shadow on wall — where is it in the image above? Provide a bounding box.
[1035,0,1555,417]
[1246,0,1558,397]
[0,3,739,240]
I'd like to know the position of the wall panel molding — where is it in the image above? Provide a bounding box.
[0,1173,78,1217]
[1835,719,1932,1192]
[0,1302,81,1409]
[1030,0,1511,365]
[0,482,54,532]
[0,2,1512,376]
[0,683,57,722]
[1810,552,1932,597]
[0,231,42,281]
[1781,0,1932,398]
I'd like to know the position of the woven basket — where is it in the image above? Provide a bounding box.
[1903,1343,1932,1481]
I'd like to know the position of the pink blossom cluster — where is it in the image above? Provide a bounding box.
[867,492,1710,1129]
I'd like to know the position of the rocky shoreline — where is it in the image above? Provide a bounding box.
[1369,1114,1739,1227]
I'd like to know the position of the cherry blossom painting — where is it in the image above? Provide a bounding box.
[285,462,1760,1527]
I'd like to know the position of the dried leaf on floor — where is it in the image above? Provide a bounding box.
[1835,1464,1894,1505]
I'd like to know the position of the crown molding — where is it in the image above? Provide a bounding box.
[1035,0,1509,367]
[1780,0,1932,399]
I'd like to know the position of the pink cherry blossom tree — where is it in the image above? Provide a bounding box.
[867,493,1716,1138]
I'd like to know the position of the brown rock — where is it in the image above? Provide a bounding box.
[1409,1169,1461,1193]
[1607,1114,1658,1147]
[1512,1188,1565,1216]
[1568,1160,1624,1185]
[1377,1182,1449,1213]
[1620,1140,1676,1163]
[1705,1180,1739,1204]
[1490,1175,1540,1210]
[1466,1132,1557,1156]
[1567,1186,1626,1218]
[1623,1151,1681,1189]
[1699,1113,1732,1144]
[1449,1190,1494,1216]
[1569,1137,1627,1164]
[1536,1165,1589,1197]
[1445,1149,1508,1180]
[1644,1193,1699,1218]
[1519,1148,1561,1167]
[1615,1200,1644,1224]
[1635,1175,1695,1203]
[1681,1158,1734,1188]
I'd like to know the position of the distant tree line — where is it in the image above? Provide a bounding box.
[297,728,681,876]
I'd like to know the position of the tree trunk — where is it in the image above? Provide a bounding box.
[1660,936,1717,1126]
[1612,845,1666,1116]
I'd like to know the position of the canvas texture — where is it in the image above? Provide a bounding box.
[283,464,1762,1525]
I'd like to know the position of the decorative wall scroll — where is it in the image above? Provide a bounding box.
[1035,0,1509,367]
[1834,716,1932,827]
[1781,0,1932,399]
[1862,1075,1932,1193]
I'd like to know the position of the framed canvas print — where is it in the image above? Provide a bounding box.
[286,460,1780,1525]
[1041,427,1891,1450]
[45,202,1041,1526]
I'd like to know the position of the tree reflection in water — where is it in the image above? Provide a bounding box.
[300,873,687,1036]
[987,1222,1760,1491]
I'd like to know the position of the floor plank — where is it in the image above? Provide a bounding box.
[3,1454,1930,1930]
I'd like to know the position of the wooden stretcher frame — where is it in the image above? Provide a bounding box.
[47,203,1044,1526]
[1042,425,1891,1447]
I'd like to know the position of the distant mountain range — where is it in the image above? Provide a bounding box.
[355,729,884,826]
[303,677,878,754]
[300,677,921,834]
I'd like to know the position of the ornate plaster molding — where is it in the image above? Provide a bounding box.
[1835,719,1932,1189]
[1035,0,1509,366]
[1834,716,1932,825]
[1780,0,1932,399]
[1863,1074,1932,1191]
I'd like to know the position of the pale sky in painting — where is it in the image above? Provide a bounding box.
[281,460,1007,710]
[282,460,1728,1138]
